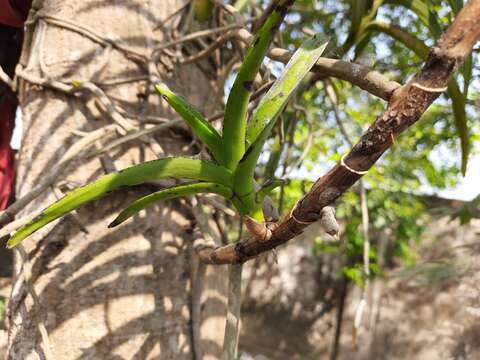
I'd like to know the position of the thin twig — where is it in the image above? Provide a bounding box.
[180,31,238,65]
[152,24,244,61]
[78,82,138,133]
[96,120,182,155]
[212,0,245,25]
[234,29,401,101]
[16,70,136,134]
[33,13,147,64]
[325,79,372,346]
[353,184,370,346]
[95,75,149,87]
[222,263,243,360]
[330,276,349,360]
[155,1,189,30]
[16,245,54,360]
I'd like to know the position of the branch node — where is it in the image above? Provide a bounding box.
[411,82,448,93]
[290,211,315,225]
[340,153,368,175]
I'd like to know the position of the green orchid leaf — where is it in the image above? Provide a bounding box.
[461,53,472,98]
[338,0,382,56]
[110,182,233,227]
[7,158,233,248]
[247,35,328,143]
[264,138,283,180]
[351,0,369,36]
[222,0,295,170]
[338,0,368,54]
[256,179,284,201]
[155,84,224,164]
[365,21,429,58]
[448,81,469,175]
[234,35,328,206]
[386,0,442,38]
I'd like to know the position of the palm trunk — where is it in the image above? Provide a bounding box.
[6,1,227,358]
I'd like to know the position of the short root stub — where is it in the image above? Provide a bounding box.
[244,216,275,242]
[319,206,339,237]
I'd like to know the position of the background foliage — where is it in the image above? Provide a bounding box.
[241,0,479,286]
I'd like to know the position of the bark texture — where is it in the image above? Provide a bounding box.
[6,1,227,359]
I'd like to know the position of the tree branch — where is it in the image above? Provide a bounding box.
[197,0,480,265]
[154,0,399,101]
[234,29,401,101]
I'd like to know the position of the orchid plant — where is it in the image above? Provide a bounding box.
[7,5,328,248]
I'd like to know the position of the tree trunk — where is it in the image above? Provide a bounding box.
[6,1,227,359]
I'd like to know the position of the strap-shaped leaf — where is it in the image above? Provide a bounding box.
[247,35,328,143]
[234,35,328,202]
[7,157,233,248]
[222,0,295,170]
[351,0,369,36]
[386,0,442,38]
[109,182,233,227]
[461,53,472,98]
[155,84,225,164]
[256,179,283,201]
[448,81,469,175]
[338,0,381,56]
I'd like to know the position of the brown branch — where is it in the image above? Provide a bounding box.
[198,0,480,265]
[180,30,237,65]
[152,23,244,58]
[34,14,147,65]
[152,1,399,101]
[16,70,136,134]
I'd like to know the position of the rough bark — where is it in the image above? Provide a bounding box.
[6,1,227,359]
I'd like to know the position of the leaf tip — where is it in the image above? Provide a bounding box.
[107,218,121,228]
[154,83,169,95]
[6,236,17,249]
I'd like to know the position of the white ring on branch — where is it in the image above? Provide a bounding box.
[411,83,448,93]
[289,196,315,225]
[290,211,314,225]
[340,153,368,175]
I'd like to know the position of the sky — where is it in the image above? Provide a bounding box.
[432,155,480,201]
